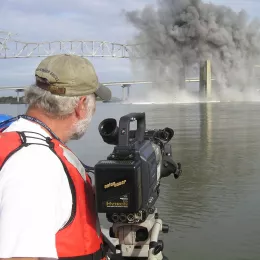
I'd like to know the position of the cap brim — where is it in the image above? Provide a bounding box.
[95,84,112,102]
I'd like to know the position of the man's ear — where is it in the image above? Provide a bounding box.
[75,96,87,119]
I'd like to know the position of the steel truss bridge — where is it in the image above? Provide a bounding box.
[0,31,144,59]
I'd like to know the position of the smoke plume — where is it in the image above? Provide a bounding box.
[125,0,260,102]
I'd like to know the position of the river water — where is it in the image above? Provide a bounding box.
[1,102,260,260]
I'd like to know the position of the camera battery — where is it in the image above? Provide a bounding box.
[94,159,142,213]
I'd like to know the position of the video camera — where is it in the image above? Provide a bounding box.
[94,112,182,225]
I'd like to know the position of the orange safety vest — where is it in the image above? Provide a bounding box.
[0,130,106,260]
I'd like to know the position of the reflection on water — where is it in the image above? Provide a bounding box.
[1,102,260,259]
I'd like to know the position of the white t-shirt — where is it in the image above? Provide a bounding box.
[0,118,73,259]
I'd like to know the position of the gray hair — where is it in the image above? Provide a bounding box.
[24,85,96,119]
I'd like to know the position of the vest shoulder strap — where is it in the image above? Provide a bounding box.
[0,130,61,169]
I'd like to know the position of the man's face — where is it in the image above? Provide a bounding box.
[70,96,96,140]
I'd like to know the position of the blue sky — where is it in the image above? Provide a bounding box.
[0,0,260,98]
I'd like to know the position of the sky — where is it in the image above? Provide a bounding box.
[0,0,260,98]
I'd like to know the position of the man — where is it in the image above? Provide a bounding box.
[0,54,111,260]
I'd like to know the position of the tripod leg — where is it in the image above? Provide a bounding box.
[148,218,164,260]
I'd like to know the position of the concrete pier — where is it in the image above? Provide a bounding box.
[199,60,212,100]
[121,84,131,101]
[15,89,24,103]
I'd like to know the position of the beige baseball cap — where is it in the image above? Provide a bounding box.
[34,54,111,101]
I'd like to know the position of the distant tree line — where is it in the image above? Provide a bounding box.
[0,95,121,104]
[0,96,25,104]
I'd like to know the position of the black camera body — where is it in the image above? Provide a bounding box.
[95,139,158,212]
[94,113,181,224]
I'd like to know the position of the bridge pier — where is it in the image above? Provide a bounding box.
[121,84,131,101]
[122,86,125,101]
[179,67,186,90]
[15,89,24,103]
[199,60,212,100]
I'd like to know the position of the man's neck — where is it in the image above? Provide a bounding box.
[26,108,74,143]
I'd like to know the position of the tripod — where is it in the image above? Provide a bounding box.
[103,209,169,260]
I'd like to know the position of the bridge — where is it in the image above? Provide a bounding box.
[0,78,206,102]
[0,31,144,59]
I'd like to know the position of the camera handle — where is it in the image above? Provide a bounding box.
[118,113,146,146]
[103,209,169,260]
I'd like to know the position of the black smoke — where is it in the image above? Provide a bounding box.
[125,0,260,101]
